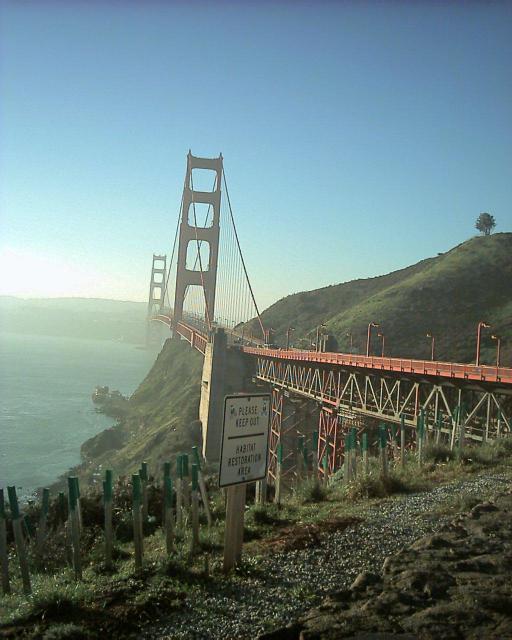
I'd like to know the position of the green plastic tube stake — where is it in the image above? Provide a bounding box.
[344,433,351,452]
[390,424,397,442]
[379,425,387,449]
[182,454,189,477]
[42,488,50,516]
[362,433,368,451]
[191,463,199,491]
[177,455,183,480]
[192,446,202,470]
[163,461,171,479]
[297,436,304,453]
[0,488,5,520]
[350,427,357,449]
[132,474,142,505]
[277,443,283,464]
[164,476,173,509]
[104,470,113,502]
[322,454,328,476]
[140,462,148,482]
[75,477,80,498]
[67,478,77,512]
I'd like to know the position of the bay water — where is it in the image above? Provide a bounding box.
[0,332,156,495]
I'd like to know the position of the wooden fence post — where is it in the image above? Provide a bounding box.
[350,427,358,479]
[322,454,328,486]
[182,454,190,514]
[362,433,369,475]
[190,463,200,554]
[343,433,351,484]
[296,436,305,482]
[192,446,212,527]
[312,431,319,486]
[104,469,113,569]
[379,425,388,478]
[400,415,406,467]
[176,455,184,531]
[275,443,283,505]
[7,487,31,594]
[36,488,50,565]
[132,474,143,572]
[164,476,175,554]
[417,414,424,465]
[140,461,148,522]
[67,478,81,581]
[0,488,10,595]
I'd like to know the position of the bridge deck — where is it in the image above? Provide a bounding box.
[243,347,512,386]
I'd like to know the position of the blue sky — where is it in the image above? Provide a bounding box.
[1,0,511,309]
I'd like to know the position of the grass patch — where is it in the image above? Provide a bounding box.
[292,478,330,504]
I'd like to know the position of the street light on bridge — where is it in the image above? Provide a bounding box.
[426,332,435,361]
[286,326,295,350]
[476,321,491,367]
[491,334,502,368]
[377,332,385,357]
[315,324,327,352]
[366,322,380,357]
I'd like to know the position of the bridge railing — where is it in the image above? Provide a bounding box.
[242,347,512,386]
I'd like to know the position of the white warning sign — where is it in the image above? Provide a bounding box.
[219,394,271,488]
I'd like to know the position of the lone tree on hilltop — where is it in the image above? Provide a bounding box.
[475,212,496,236]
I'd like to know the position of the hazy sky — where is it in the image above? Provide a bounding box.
[1,1,511,309]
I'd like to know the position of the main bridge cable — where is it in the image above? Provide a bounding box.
[189,168,213,331]
[222,168,266,340]
[163,190,183,310]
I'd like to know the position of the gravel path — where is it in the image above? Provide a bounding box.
[144,472,510,640]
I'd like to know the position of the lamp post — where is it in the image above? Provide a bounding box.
[475,321,490,366]
[377,332,385,357]
[345,332,353,352]
[426,332,435,361]
[316,324,326,353]
[491,334,501,368]
[286,326,295,350]
[366,322,379,357]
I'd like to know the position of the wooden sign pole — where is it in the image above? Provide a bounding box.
[223,484,246,573]
[0,489,10,595]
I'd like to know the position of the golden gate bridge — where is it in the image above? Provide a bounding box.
[147,152,512,481]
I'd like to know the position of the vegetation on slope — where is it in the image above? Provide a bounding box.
[255,233,512,365]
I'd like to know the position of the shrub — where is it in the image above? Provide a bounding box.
[293,478,329,504]
[42,624,90,640]
[424,443,455,463]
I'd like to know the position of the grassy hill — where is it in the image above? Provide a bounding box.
[63,337,203,488]
[256,233,512,366]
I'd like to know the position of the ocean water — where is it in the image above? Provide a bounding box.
[0,332,156,494]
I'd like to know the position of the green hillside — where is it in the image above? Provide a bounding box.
[257,233,512,365]
[74,338,203,485]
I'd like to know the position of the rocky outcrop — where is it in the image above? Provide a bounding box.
[262,492,512,640]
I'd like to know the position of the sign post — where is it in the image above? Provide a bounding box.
[220,393,270,572]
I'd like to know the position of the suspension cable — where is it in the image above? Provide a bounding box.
[163,190,183,309]
[222,168,266,339]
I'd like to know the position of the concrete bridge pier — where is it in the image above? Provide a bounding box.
[199,329,253,461]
